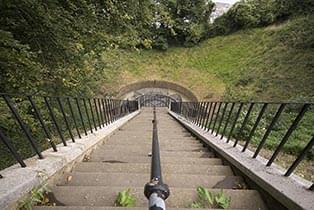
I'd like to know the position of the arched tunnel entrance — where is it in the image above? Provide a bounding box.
[117,80,198,107]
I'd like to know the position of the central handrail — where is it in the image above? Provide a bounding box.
[144,107,170,210]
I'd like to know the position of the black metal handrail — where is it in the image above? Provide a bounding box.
[144,107,169,210]
[0,93,138,169]
[170,101,314,190]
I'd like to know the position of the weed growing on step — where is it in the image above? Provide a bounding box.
[18,184,52,210]
[114,188,136,207]
[191,186,231,209]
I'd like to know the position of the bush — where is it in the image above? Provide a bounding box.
[209,0,314,37]
[276,14,314,49]
[153,36,169,51]
[210,0,277,36]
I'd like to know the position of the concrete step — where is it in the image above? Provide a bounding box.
[90,150,215,159]
[92,145,208,155]
[47,186,267,209]
[58,172,244,189]
[74,163,233,175]
[89,155,222,165]
[34,206,255,210]
[108,133,196,140]
[102,141,203,147]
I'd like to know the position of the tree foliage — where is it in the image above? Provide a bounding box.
[209,0,314,36]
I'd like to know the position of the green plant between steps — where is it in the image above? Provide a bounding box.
[18,184,51,210]
[191,186,231,209]
[114,188,137,207]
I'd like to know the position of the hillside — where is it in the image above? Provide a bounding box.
[102,15,314,102]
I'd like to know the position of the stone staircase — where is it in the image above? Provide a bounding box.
[34,108,267,210]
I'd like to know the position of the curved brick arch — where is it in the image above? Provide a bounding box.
[116,80,198,102]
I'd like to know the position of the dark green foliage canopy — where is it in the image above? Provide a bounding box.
[0,0,215,95]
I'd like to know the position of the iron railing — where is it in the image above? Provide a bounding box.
[144,107,169,210]
[170,101,314,190]
[0,93,138,169]
[138,94,177,107]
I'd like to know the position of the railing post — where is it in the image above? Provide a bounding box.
[88,98,97,130]
[267,104,310,166]
[200,102,209,129]
[67,97,81,139]
[83,98,93,133]
[221,102,235,139]
[3,95,44,159]
[253,104,286,158]
[0,127,26,167]
[285,136,314,176]
[144,107,169,210]
[207,102,217,132]
[228,103,243,144]
[242,103,268,152]
[93,98,102,128]
[238,103,255,136]
[216,102,228,136]
[212,102,222,134]
[44,97,67,146]
[98,99,105,126]
[28,96,57,152]
[203,102,213,130]
[102,99,109,125]
[57,97,75,142]
[75,98,88,136]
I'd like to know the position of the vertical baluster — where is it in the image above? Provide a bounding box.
[28,96,57,151]
[197,102,205,126]
[228,103,243,143]
[267,104,310,166]
[238,103,255,136]
[102,99,109,125]
[83,99,93,133]
[67,97,81,139]
[221,103,235,140]
[216,103,228,136]
[233,103,254,147]
[98,99,105,126]
[212,102,222,134]
[3,95,44,158]
[110,99,115,121]
[118,100,122,118]
[57,97,75,142]
[253,104,286,158]
[285,136,314,176]
[75,98,87,136]
[0,127,27,167]
[189,103,194,121]
[44,97,67,146]
[88,98,97,130]
[207,102,217,132]
[200,102,209,129]
[204,102,213,130]
[242,103,268,152]
[106,99,113,123]
[94,98,102,128]
[194,102,201,124]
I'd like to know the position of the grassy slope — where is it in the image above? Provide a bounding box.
[102,16,314,102]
